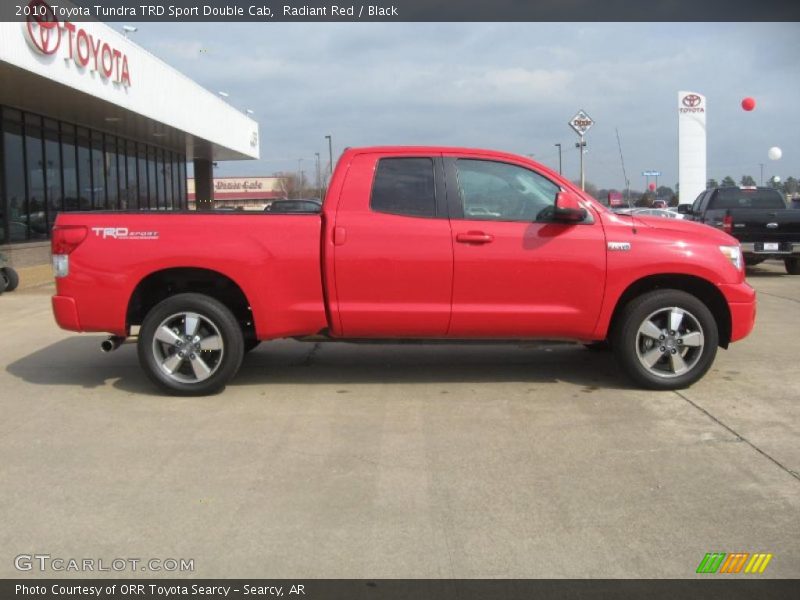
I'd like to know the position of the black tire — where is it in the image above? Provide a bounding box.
[785,258,800,275]
[1,267,19,292]
[137,293,244,396]
[0,275,6,294]
[612,289,718,390]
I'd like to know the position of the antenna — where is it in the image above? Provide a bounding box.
[616,127,631,207]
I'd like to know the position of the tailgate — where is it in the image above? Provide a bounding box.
[729,209,800,244]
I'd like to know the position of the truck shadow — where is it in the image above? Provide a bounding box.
[6,335,631,395]
[5,337,632,395]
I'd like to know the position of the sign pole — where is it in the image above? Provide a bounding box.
[579,135,585,191]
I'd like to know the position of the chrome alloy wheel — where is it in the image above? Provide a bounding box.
[151,312,224,384]
[635,307,704,378]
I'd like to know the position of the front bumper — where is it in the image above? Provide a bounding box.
[740,242,800,256]
[718,281,756,343]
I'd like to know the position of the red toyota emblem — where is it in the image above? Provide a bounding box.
[682,94,702,108]
[26,0,61,55]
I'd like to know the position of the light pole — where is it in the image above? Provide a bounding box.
[325,135,333,176]
[554,143,562,175]
[297,158,304,198]
[575,139,586,190]
[760,163,764,186]
[315,152,321,199]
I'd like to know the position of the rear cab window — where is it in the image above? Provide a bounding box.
[709,188,786,210]
[370,157,436,217]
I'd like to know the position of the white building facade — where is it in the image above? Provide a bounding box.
[0,6,259,266]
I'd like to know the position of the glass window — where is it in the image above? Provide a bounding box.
[24,113,47,239]
[370,157,436,217]
[164,151,174,210]
[105,135,119,210]
[147,146,158,210]
[137,144,148,209]
[178,158,186,209]
[455,159,560,222]
[61,124,78,212]
[171,154,180,209]
[3,111,26,242]
[43,119,62,229]
[155,147,166,209]
[76,128,92,210]
[91,130,105,209]
[125,140,137,210]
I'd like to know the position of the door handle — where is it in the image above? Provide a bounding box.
[456,231,494,244]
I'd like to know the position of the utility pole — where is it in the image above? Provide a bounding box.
[325,135,333,176]
[760,163,764,186]
[554,143,562,174]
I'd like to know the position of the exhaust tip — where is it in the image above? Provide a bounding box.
[101,336,126,353]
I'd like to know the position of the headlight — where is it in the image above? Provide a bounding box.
[719,245,743,271]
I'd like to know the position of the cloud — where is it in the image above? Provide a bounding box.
[129,22,800,190]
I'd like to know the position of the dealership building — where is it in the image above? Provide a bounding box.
[0,13,259,271]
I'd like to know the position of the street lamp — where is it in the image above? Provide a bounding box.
[315,152,321,199]
[121,25,137,38]
[325,135,333,176]
[218,91,229,98]
[554,143,562,175]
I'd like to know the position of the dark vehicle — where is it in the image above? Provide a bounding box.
[679,186,800,274]
[264,199,322,213]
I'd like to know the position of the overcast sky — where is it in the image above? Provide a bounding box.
[128,22,800,191]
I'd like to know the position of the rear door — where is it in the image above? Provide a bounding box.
[332,153,453,337]
[445,156,606,338]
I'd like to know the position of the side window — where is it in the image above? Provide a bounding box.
[370,157,436,217]
[455,159,560,222]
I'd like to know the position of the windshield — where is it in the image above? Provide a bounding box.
[710,189,785,210]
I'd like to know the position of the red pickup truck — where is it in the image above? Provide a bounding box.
[51,147,756,395]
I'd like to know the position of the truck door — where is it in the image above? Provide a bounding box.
[445,157,606,338]
[332,153,453,337]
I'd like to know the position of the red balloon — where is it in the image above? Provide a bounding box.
[741,97,756,111]
[648,182,656,191]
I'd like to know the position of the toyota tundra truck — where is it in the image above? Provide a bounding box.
[51,147,756,395]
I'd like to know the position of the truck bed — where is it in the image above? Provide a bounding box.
[53,211,328,339]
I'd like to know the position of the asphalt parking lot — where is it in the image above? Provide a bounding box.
[1,262,798,579]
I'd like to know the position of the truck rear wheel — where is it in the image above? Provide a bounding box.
[785,258,800,275]
[138,293,244,396]
[612,289,718,390]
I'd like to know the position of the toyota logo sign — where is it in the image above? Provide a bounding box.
[22,0,132,87]
[25,0,60,55]
[682,94,702,108]
[679,93,705,114]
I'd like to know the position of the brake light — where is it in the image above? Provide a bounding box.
[51,226,87,255]
[722,214,733,234]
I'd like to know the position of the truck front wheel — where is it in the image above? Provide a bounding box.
[785,258,800,275]
[138,293,244,396]
[612,290,718,390]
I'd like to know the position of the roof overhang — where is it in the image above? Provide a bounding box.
[0,19,259,162]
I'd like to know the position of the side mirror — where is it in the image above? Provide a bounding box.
[553,192,587,222]
[677,204,691,214]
